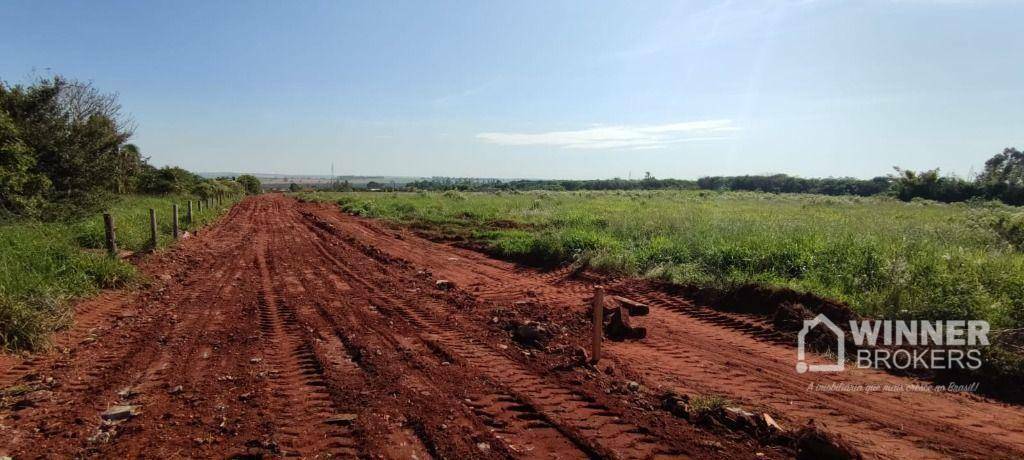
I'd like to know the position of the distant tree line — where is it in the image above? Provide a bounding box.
[398,149,1024,206]
[0,75,261,220]
[695,174,892,196]
[406,173,699,192]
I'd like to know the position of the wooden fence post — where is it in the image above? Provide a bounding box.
[592,286,604,364]
[103,213,117,257]
[149,208,157,249]
[187,200,193,226]
[172,204,179,239]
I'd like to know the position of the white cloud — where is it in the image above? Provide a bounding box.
[476,120,738,150]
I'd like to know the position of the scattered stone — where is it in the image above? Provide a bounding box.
[661,392,690,419]
[87,429,115,444]
[117,387,138,399]
[168,385,183,395]
[325,413,358,425]
[435,279,454,290]
[724,406,756,428]
[571,345,590,365]
[158,274,172,282]
[249,357,263,364]
[627,381,641,392]
[763,412,785,432]
[101,405,137,422]
[511,322,545,346]
[700,440,724,450]
[476,442,491,452]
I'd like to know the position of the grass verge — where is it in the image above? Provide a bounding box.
[0,194,236,351]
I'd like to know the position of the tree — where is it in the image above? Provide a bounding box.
[0,76,138,208]
[976,148,1024,204]
[0,111,50,217]
[237,174,261,195]
[978,148,1024,186]
[137,166,202,195]
[289,183,301,192]
[111,144,145,194]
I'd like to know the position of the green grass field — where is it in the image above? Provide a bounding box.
[0,195,236,351]
[298,190,1024,335]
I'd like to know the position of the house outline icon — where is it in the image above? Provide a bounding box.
[796,313,845,373]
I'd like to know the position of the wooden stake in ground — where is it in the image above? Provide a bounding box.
[592,286,604,364]
[149,208,157,249]
[103,213,117,257]
[187,201,193,226]
[172,204,179,239]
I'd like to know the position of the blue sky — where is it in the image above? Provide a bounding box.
[2,1,1021,179]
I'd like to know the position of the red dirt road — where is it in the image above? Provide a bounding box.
[2,194,1023,459]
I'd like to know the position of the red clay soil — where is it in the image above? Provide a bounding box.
[2,194,1022,459]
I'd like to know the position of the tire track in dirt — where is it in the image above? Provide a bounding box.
[296,207,691,460]
[281,205,588,458]
[253,199,361,457]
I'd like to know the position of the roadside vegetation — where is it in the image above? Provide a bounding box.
[0,194,238,351]
[0,75,261,351]
[298,190,1024,357]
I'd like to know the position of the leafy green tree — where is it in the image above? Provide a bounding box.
[0,111,50,217]
[977,148,1024,204]
[979,148,1024,186]
[0,76,141,215]
[237,174,261,195]
[137,166,202,195]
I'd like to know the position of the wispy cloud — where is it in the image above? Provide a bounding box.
[476,120,738,150]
